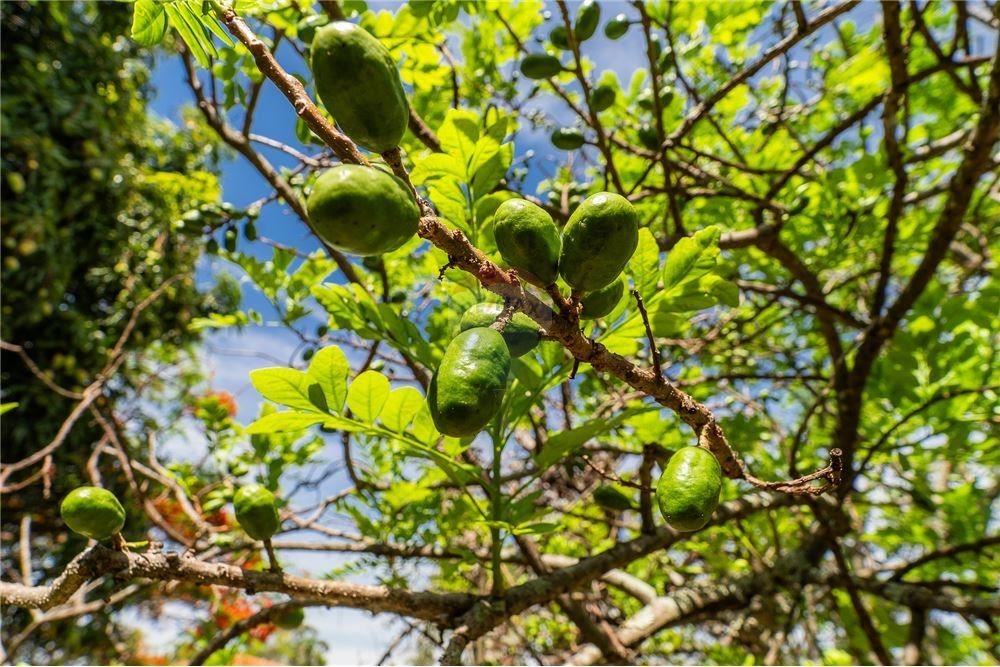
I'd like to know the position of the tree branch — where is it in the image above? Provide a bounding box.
[0,545,475,626]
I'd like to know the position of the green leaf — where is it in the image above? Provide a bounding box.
[380,387,425,432]
[661,225,721,291]
[438,109,480,172]
[131,0,169,46]
[245,411,326,434]
[629,227,661,300]
[347,370,391,423]
[250,367,319,413]
[305,346,350,414]
[0,402,19,417]
[164,1,219,69]
[534,406,653,471]
[512,522,559,535]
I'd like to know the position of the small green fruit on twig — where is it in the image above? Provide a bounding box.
[656,446,723,532]
[60,486,126,542]
[234,484,283,571]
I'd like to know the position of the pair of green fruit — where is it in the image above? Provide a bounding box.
[58,484,283,543]
[305,22,420,257]
[494,192,637,316]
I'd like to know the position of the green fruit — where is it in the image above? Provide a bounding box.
[637,86,675,110]
[493,198,561,285]
[550,25,571,50]
[593,485,635,511]
[306,164,419,256]
[60,486,126,541]
[560,192,639,293]
[274,606,305,629]
[551,127,586,150]
[604,13,629,39]
[574,0,600,41]
[638,124,660,150]
[590,84,616,112]
[520,53,563,80]
[655,446,722,532]
[580,276,625,319]
[234,484,281,541]
[428,327,511,437]
[310,22,408,153]
[459,303,541,357]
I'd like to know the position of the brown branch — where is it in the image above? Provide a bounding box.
[838,38,1000,481]
[514,535,633,663]
[0,545,475,625]
[440,493,805,664]
[663,1,862,149]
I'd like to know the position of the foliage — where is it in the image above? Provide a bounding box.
[2,0,998,665]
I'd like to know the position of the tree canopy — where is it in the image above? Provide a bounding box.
[1,1,998,665]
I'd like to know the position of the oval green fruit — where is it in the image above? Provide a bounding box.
[574,0,600,41]
[493,198,561,285]
[428,327,511,437]
[655,446,722,532]
[60,486,126,541]
[638,123,660,150]
[604,13,629,40]
[274,606,305,630]
[459,303,541,358]
[550,25,571,50]
[551,127,586,150]
[307,164,419,256]
[520,53,563,80]
[560,192,639,293]
[234,484,281,541]
[580,276,625,319]
[593,485,635,511]
[310,22,408,153]
[590,84,616,112]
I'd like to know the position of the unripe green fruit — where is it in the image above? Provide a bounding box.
[638,124,660,150]
[560,192,639,293]
[604,13,629,39]
[656,446,722,532]
[60,486,126,541]
[493,198,561,285]
[593,485,635,511]
[520,53,563,80]
[580,276,625,319]
[306,164,419,256]
[590,84,616,112]
[310,22,408,153]
[551,127,586,150]
[459,303,541,357]
[234,484,281,541]
[574,0,600,41]
[428,328,511,437]
[274,606,305,629]
[550,25,571,50]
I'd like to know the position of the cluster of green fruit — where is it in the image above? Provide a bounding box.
[304,21,419,256]
[427,192,638,438]
[295,17,724,532]
[59,483,283,545]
